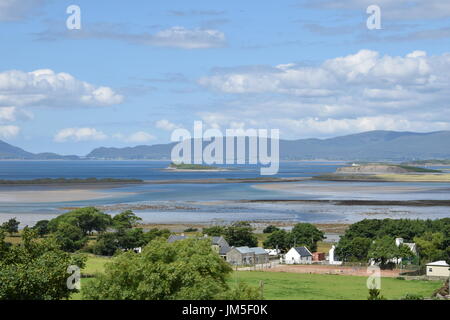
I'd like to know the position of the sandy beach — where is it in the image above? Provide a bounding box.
[252,182,435,195]
[0,189,132,203]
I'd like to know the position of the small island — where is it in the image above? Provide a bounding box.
[402,160,450,166]
[315,163,450,182]
[165,162,228,172]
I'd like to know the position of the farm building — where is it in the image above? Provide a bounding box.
[284,246,313,264]
[426,261,450,278]
[313,252,325,262]
[226,247,269,265]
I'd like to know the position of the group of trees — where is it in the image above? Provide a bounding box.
[0,218,20,236]
[27,207,171,256]
[335,218,450,266]
[83,238,262,300]
[0,227,86,300]
[263,223,325,252]
[203,222,258,247]
[0,208,264,300]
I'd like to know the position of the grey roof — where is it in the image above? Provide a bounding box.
[294,246,312,257]
[167,235,188,243]
[234,247,253,254]
[211,236,224,244]
[250,247,267,255]
[233,246,267,255]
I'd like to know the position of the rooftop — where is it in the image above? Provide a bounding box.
[426,260,450,267]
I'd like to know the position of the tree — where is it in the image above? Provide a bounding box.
[263,230,289,252]
[48,207,112,236]
[396,244,416,265]
[0,227,86,300]
[32,220,50,237]
[52,223,87,252]
[335,237,372,262]
[368,236,398,267]
[92,232,120,256]
[83,238,236,300]
[414,232,446,264]
[1,218,20,236]
[367,289,385,300]
[92,228,171,256]
[263,225,280,234]
[143,228,171,243]
[288,223,324,252]
[225,222,258,247]
[203,225,227,237]
[216,282,263,300]
[112,210,142,229]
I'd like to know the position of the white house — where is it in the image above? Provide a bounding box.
[369,237,417,266]
[328,245,342,265]
[426,261,450,278]
[283,246,312,264]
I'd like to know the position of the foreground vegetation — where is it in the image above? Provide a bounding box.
[1,207,448,300]
[231,271,442,300]
[72,256,443,300]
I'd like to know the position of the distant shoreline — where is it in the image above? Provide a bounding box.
[0,178,143,186]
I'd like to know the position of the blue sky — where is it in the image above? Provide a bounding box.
[1,0,450,155]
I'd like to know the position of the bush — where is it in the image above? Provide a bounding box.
[400,293,424,300]
[263,225,279,234]
[83,238,236,300]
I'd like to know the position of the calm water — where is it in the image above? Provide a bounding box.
[1,161,450,226]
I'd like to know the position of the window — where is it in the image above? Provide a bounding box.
[428,268,432,272]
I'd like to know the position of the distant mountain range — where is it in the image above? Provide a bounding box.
[2,130,450,161]
[0,140,79,160]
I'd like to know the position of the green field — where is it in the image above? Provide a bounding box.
[72,256,443,300]
[230,271,442,300]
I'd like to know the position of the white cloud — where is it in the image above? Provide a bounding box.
[199,50,442,96]
[155,119,182,131]
[113,131,156,143]
[0,0,46,22]
[0,107,17,122]
[54,128,108,142]
[276,117,450,137]
[0,106,33,123]
[0,69,124,108]
[124,131,155,143]
[0,125,20,139]
[148,27,225,49]
[197,49,450,138]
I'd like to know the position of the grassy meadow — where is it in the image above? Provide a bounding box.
[72,255,443,300]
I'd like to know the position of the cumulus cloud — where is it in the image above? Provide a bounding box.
[54,128,108,142]
[114,131,156,143]
[199,50,441,96]
[0,69,124,108]
[0,106,33,123]
[155,119,182,131]
[0,125,20,139]
[197,50,450,138]
[0,0,47,22]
